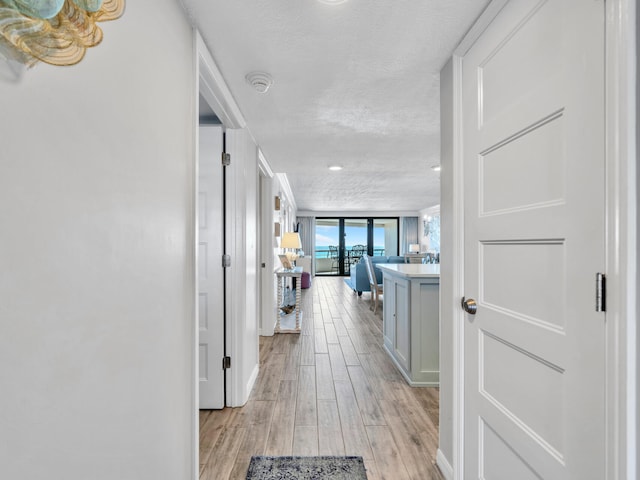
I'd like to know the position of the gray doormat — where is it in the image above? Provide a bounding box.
[246,456,368,479]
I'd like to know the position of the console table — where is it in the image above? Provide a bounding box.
[275,267,303,333]
[377,263,440,386]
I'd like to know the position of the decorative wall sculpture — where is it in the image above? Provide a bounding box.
[0,0,125,67]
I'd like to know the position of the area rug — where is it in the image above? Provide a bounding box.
[246,456,368,479]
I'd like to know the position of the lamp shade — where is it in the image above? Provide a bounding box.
[281,232,302,249]
[409,243,420,253]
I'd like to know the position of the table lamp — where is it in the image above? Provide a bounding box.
[409,243,420,254]
[281,232,302,265]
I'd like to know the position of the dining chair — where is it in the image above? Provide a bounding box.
[363,255,383,314]
[350,244,366,265]
[328,245,340,273]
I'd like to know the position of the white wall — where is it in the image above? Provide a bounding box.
[243,136,259,400]
[438,58,454,469]
[274,173,298,264]
[259,173,296,337]
[275,174,298,236]
[0,2,195,479]
[259,173,276,336]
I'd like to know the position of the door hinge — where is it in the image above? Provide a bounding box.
[221,152,231,166]
[222,356,231,370]
[222,254,231,268]
[596,273,606,312]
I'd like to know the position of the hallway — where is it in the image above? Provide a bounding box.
[199,276,442,480]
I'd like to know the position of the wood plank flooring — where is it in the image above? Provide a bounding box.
[199,276,443,480]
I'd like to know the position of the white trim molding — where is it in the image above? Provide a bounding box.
[450,5,508,477]
[605,1,637,480]
[192,27,252,480]
[452,0,508,57]
[451,52,466,480]
[436,448,454,480]
[275,173,297,212]
[190,27,200,480]
[258,149,274,178]
[196,32,245,129]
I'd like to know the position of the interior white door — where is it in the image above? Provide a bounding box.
[198,125,225,409]
[462,1,605,478]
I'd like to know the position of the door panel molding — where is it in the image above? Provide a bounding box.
[197,124,225,410]
[449,1,637,480]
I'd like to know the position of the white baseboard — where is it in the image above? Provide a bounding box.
[259,328,275,337]
[436,449,453,480]
[231,363,260,407]
[246,363,259,400]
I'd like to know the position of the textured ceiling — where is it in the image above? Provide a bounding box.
[182,0,490,212]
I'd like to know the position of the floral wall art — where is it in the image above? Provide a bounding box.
[0,0,125,67]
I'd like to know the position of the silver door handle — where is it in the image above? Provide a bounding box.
[461,297,477,315]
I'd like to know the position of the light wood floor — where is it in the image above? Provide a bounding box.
[199,276,443,480]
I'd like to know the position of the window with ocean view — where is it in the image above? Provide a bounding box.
[314,218,399,275]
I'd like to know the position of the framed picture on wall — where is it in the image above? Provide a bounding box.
[278,254,293,270]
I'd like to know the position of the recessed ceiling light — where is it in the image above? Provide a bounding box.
[318,0,348,4]
[329,165,343,171]
[431,165,441,172]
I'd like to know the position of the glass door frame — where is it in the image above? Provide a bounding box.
[315,217,399,276]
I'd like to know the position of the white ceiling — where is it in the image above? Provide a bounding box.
[182,0,490,213]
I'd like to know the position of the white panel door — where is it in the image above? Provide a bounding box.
[225,128,260,406]
[198,125,225,409]
[462,1,605,478]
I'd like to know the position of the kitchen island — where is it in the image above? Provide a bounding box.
[376,263,440,386]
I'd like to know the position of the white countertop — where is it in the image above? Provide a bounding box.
[376,263,440,278]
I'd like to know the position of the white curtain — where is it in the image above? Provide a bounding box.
[297,216,315,275]
[400,217,419,254]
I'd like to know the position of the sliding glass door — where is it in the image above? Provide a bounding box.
[315,217,399,276]
[343,219,368,274]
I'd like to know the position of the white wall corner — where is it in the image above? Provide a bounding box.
[420,204,441,217]
[196,31,246,129]
[260,173,276,338]
[258,149,274,178]
[436,449,454,480]
[245,363,260,403]
[275,173,297,212]
[259,327,275,337]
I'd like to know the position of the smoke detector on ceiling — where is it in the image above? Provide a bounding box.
[245,72,273,93]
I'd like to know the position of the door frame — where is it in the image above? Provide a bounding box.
[258,151,275,337]
[314,217,400,276]
[191,30,247,480]
[449,1,637,479]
